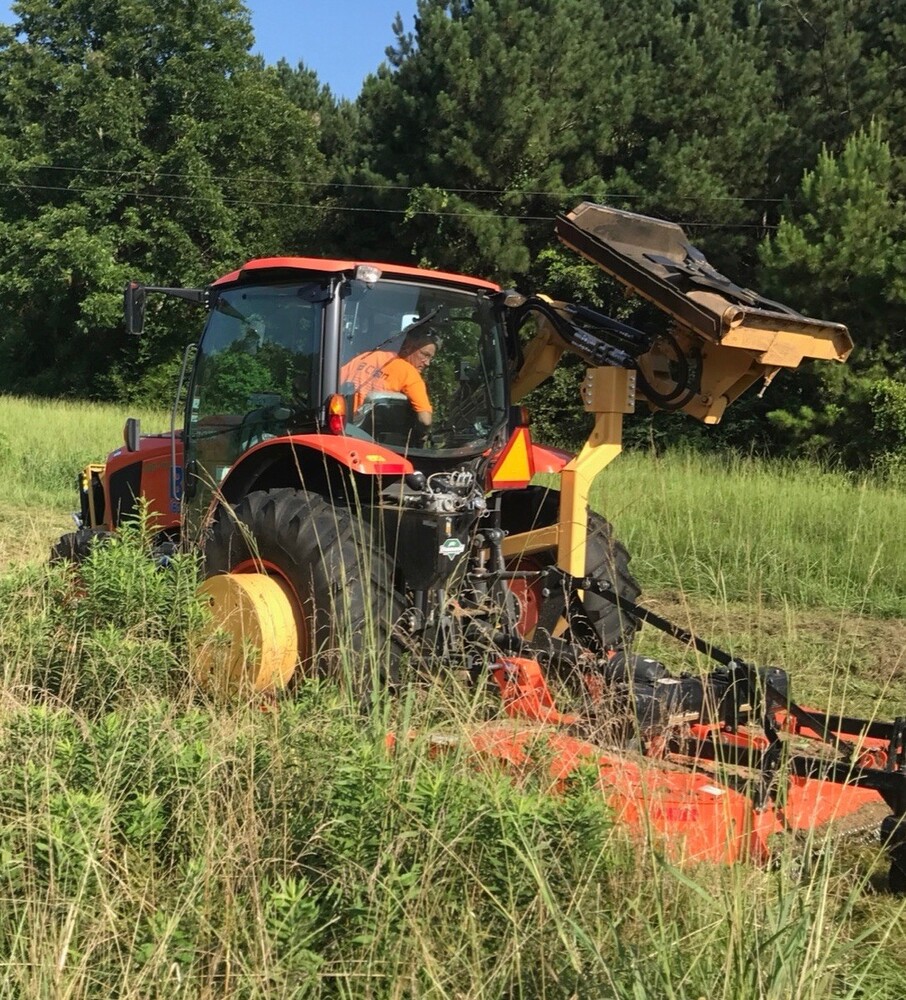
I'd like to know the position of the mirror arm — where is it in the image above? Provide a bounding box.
[124,282,208,336]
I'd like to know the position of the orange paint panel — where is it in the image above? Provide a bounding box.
[492,657,578,725]
[464,724,775,866]
[240,433,414,477]
[105,433,183,531]
[781,776,885,831]
[212,256,500,292]
[531,443,573,474]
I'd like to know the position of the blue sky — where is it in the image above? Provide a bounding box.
[249,0,419,99]
[2,1,420,100]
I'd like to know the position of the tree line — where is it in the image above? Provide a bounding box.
[1,0,904,466]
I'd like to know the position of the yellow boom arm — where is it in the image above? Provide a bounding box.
[503,203,853,580]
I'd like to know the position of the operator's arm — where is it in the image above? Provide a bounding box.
[389,358,433,425]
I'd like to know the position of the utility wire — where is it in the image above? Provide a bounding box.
[0,180,783,230]
[9,161,792,204]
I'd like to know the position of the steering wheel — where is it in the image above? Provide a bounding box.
[237,402,293,452]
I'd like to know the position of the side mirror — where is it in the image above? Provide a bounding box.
[124,417,141,453]
[124,281,146,336]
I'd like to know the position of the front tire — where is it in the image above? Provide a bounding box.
[50,527,112,565]
[203,488,402,698]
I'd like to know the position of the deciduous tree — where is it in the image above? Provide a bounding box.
[0,0,325,399]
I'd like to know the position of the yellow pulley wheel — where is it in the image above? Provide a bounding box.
[192,573,299,696]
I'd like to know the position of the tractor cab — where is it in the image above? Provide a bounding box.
[185,261,511,507]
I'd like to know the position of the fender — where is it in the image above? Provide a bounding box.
[217,433,415,509]
[531,442,573,474]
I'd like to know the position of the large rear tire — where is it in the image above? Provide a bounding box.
[203,488,402,699]
[499,486,641,651]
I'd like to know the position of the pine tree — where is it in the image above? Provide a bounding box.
[758,123,906,463]
[345,0,625,279]
[344,0,781,284]
[761,0,906,195]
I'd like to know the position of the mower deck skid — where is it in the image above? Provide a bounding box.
[460,722,887,867]
[481,653,906,876]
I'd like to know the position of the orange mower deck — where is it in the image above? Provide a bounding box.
[467,655,899,869]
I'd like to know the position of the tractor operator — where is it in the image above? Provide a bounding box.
[339,327,438,428]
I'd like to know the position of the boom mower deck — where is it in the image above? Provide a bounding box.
[477,585,906,880]
[57,203,906,889]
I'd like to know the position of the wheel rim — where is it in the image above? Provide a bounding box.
[193,572,300,695]
[231,558,312,662]
[506,556,545,638]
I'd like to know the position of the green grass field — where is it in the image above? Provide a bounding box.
[0,394,170,565]
[1,394,905,998]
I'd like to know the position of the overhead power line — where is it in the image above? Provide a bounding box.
[0,179,783,230]
[11,161,791,205]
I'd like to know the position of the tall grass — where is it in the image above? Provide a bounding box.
[0,529,904,997]
[593,449,906,616]
[1,397,906,995]
[0,394,169,508]
[0,394,168,564]
[3,393,904,616]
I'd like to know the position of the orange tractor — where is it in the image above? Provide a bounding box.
[57,203,906,888]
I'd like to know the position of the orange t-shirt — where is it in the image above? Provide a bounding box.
[339,349,432,413]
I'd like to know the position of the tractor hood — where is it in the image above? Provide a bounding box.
[556,203,852,359]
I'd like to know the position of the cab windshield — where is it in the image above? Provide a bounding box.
[339,279,508,455]
[186,276,509,491]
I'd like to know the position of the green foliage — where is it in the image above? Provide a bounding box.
[346,0,625,277]
[758,124,906,463]
[868,377,906,482]
[602,0,784,274]
[0,0,327,399]
[872,378,906,440]
[2,1,906,461]
[200,339,299,415]
[342,0,785,285]
[0,510,203,712]
[760,124,906,338]
[591,449,906,617]
[1,412,906,992]
[762,0,906,192]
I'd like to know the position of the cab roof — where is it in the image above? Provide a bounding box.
[212,256,501,293]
